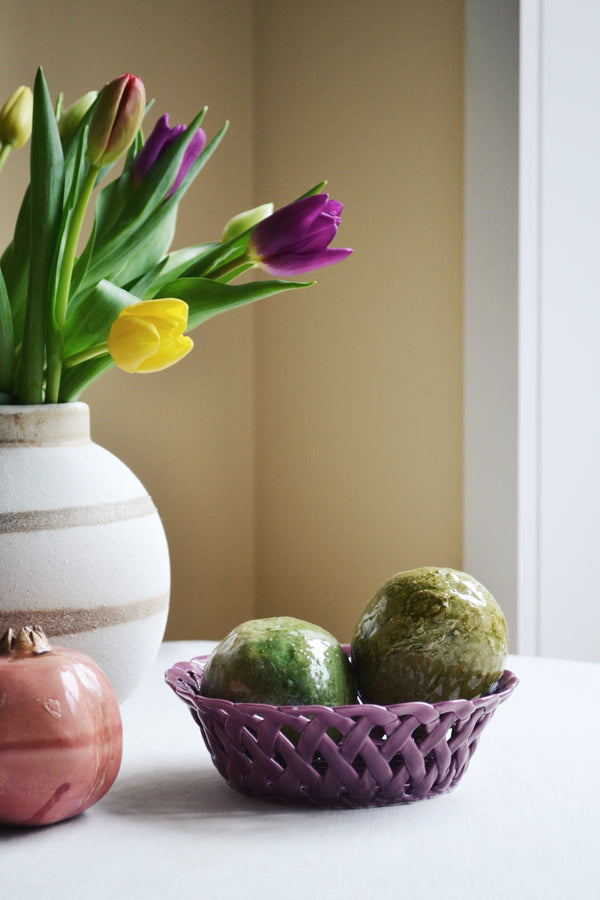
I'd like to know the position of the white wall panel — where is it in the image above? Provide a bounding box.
[536,1,600,659]
[466,0,600,660]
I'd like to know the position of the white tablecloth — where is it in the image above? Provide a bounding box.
[2,642,600,899]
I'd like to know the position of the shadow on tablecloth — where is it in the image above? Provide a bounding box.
[101,763,393,822]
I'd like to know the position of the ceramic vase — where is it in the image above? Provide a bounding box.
[0,402,170,701]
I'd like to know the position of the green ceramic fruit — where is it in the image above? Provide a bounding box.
[201,616,358,706]
[351,567,509,704]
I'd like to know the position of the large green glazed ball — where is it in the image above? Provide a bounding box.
[351,567,509,704]
[200,616,358,706]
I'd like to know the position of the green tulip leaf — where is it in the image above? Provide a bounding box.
[0,266,15,394]
[17,67,65,403]
[156,276,313,330]
[62,278,139,357]
[0,186,31,347]
[105,205,178,288]
[126,243,220,299]
[59,354,115,402]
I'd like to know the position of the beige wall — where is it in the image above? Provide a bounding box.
[1,1,464,643]
[254,1,464,640]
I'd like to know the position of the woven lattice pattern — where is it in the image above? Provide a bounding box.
[166,655,518,808]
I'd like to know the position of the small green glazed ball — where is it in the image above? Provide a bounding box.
[200,616,357,706]
[351,567,509,704]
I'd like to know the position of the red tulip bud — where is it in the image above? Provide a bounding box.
[87,73,145,167]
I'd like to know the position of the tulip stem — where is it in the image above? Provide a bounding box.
[62,342,109,370]
[209,258,257,282]
[45,165,99,403]
[0,143,12,176]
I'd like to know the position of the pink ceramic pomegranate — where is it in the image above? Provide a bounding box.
[0,626,123,826]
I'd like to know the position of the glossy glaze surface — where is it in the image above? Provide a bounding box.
[0,642,123,826]
[351,567,508,703]
[200,616,357,706]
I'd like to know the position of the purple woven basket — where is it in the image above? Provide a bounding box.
[165,651,518,808]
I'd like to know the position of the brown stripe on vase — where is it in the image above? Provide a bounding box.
[0,496,157,534]
[0,594,169,636]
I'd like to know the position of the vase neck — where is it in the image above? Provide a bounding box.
[0,403,91,446]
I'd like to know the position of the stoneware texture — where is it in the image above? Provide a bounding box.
[0,402,170,701]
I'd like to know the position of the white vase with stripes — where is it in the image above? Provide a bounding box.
[0,402,170,702]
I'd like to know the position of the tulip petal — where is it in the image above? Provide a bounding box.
[132,114,185,182]
[169,128,206,195]
[136,334,193,372]
[108,317,160,373]
[107,299,193,373]
[251,195,329,257]
[119,298,189,331]
[324,199,344,219]
[279,218,339,255]
[257,246,353,278]
[221,203,274,243]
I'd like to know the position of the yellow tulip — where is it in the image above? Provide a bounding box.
[58,90,98,143]
[221,203,274,243]
[107,299,193,373]
[0,85,33,149]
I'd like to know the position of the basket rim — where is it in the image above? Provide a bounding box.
[165,652,519,720]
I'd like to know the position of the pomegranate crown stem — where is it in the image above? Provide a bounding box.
[0,625,52,657]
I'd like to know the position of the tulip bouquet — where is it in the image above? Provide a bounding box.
[0,69,351,405]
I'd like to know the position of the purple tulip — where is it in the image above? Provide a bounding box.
[248,193,352,277]
[132,113,206,196]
